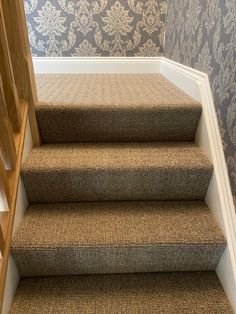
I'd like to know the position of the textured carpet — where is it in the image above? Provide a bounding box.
[10,73,230,311]
[11,201,225,276]
[10,272,233,313]
[21,142,212,203]
[35,74,202,143]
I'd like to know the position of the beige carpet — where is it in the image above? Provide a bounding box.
[21,142,212,203]
[35,74,201,143]
[11,201,225,276]
[10,272,233,313]
[10,74,231,312]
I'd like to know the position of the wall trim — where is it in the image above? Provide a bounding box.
[30,56,236,312]
[33,57,162,74]
[2,115,32,314]
[160,57,236,312]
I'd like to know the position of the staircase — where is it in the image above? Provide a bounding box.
[10,74,232,313]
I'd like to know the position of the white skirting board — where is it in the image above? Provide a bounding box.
[3,57,236,313]
[160,58,236,312]
[32,57,162,74]
[2,117,32,314]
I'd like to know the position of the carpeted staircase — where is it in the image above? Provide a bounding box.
[10,74,232,313]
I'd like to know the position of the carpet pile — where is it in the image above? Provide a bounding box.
[10,74,232,312]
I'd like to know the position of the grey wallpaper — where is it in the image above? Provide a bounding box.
[24,0,167,56]
[165,0,236,206]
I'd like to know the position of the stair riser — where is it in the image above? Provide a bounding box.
[10,273,233,313]
[21,168,212,203]
[36,108,201,143]
[12,245,225,277]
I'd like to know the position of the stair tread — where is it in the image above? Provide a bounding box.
[22,142,211,172]
[21,142,212,203]
[35,74,201,143]
[11,201,225,250]
[36,73,200,109]
[10,272,233,313]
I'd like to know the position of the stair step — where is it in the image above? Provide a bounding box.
[10,272,232,313]
[11,201,225,276]
[36,74,201,143]
[21,142,212,203]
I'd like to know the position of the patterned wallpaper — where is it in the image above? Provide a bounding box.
[24,0,167,57]
[165,0,236,206]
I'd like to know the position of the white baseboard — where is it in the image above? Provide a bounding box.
[10,56,236,312]
[33,57,162,74]
[2,116,32,314]
[160,57,236,312]
[2,256,20,314]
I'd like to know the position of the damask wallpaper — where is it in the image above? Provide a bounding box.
[24,0,167,56]
[165,0,236,207]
